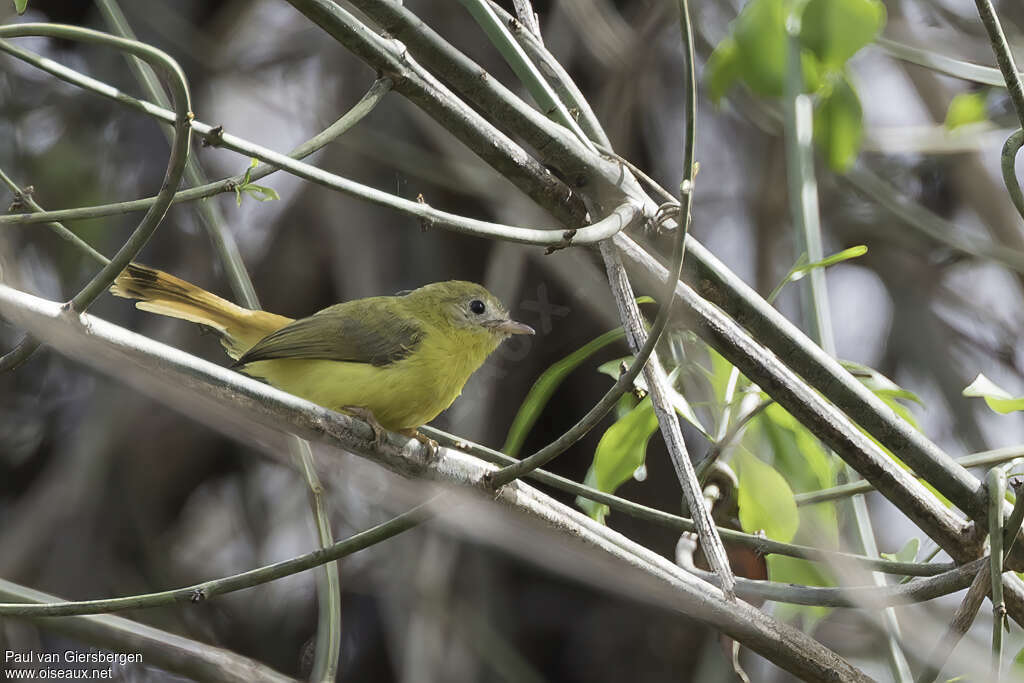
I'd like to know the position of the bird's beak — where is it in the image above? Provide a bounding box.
[488,319,535,335]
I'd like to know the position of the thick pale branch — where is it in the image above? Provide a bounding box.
[0,40,635,246]
[600,242,735,598]
[616,235,975,559]
[0,579,292,683]
[0,284,870,682]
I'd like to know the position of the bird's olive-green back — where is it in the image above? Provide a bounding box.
[233,281,503,369]
[234,296,424,368]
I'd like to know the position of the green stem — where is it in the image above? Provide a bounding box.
[0,166,110,371]
[973,0,1024,127]
[423,427,955,577]
[458,0,595,150]
[486,0,697,488]
[95,0,259,308]
[797,445,1024,505]
[785,29,910,678]
[988,468,1007,681]
[0,500,432,617]
[0,22,190,369]
[1000,129,1024,226]
[0,38,632,246]
[291,439,341,683]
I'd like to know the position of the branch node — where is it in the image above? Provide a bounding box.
[201,125,224,148]
[654,202,681,233]
[416,193,434,232]
[190,588,206,603]
[7,185,32,212]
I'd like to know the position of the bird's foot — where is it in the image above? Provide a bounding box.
[400,429,440,461]
[341,405,388,449]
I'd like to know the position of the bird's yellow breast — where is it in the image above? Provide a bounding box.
[242,324,498,431]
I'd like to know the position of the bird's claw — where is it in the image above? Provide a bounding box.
[341,405,388,449]
[401,429,440,461]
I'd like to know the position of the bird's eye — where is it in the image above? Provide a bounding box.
[469,299,486,315]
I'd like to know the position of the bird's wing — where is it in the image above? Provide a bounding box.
[233,298,425,368]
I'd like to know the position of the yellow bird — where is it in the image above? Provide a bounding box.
[111,264,534,442]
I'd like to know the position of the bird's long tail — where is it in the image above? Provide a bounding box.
[110,263,292,359]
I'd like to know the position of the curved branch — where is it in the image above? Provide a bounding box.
[0,23,190,371]
[0,501,432,617]
[0,40,636,246]
[0,283,872,682]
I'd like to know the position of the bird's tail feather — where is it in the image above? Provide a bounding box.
[110,263,291,359]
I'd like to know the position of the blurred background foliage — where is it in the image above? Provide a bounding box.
[4,0,1024,681]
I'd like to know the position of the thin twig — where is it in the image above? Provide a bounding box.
[422,426,955,577]
[95,0,259,307]
[0,579,293,683]
[0,500,433,617]
[616,235,974,559]
[0,22,190,370]
[0,166,109,371]
[914,564,993,683]
[988,468,1007,681]
[0,285,872,682]
[785,23,910,681]
[796,446,1024,505]
[0,38,633,246]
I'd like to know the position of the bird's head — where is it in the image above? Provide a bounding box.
[407,281,535,342]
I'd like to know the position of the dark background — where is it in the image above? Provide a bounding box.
[3,0,1024,680]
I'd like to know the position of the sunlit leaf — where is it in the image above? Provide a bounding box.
[798,0,886,69]
[813,73,863,173]
[14,0,28,14]
[841,360,924,407]
[768,555,834,633]
[576,398,659,523]
[769,246,867,303]
[945,92,988,130]
[733,0,788,97]
[792,245,868,276]
[241,185,280,202]
[707,38,741,106]
[503,326,632,456]
[737,451,799,542]
[761,403,836,494]
[964,374,1024,414]
[596,358,709,436]
[881,537,919,563]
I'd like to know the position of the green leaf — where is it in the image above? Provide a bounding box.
[576,398,659,522]
[241,184,280,202]
[792,245,868,276]
[1014,645,1024,673]
[596,359,709,437]
[813,73,863,173]
[504,328,626,456]
[14,0,28,13]
[737,451,799,542]
[881,537,919,563]
[759,403,836,494]
[234,158,279,206]
[945,92,988,130]
[769,245,868,304]
[798,0,886,69]
[963,374,1024,414]
[801,51,824,94]
[841,360,924,407]
[768,555,834,632]
[707,38,741,105]
[733,0,788,97]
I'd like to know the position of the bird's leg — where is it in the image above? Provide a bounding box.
[400,429,440,461]
[341,405,388,449]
